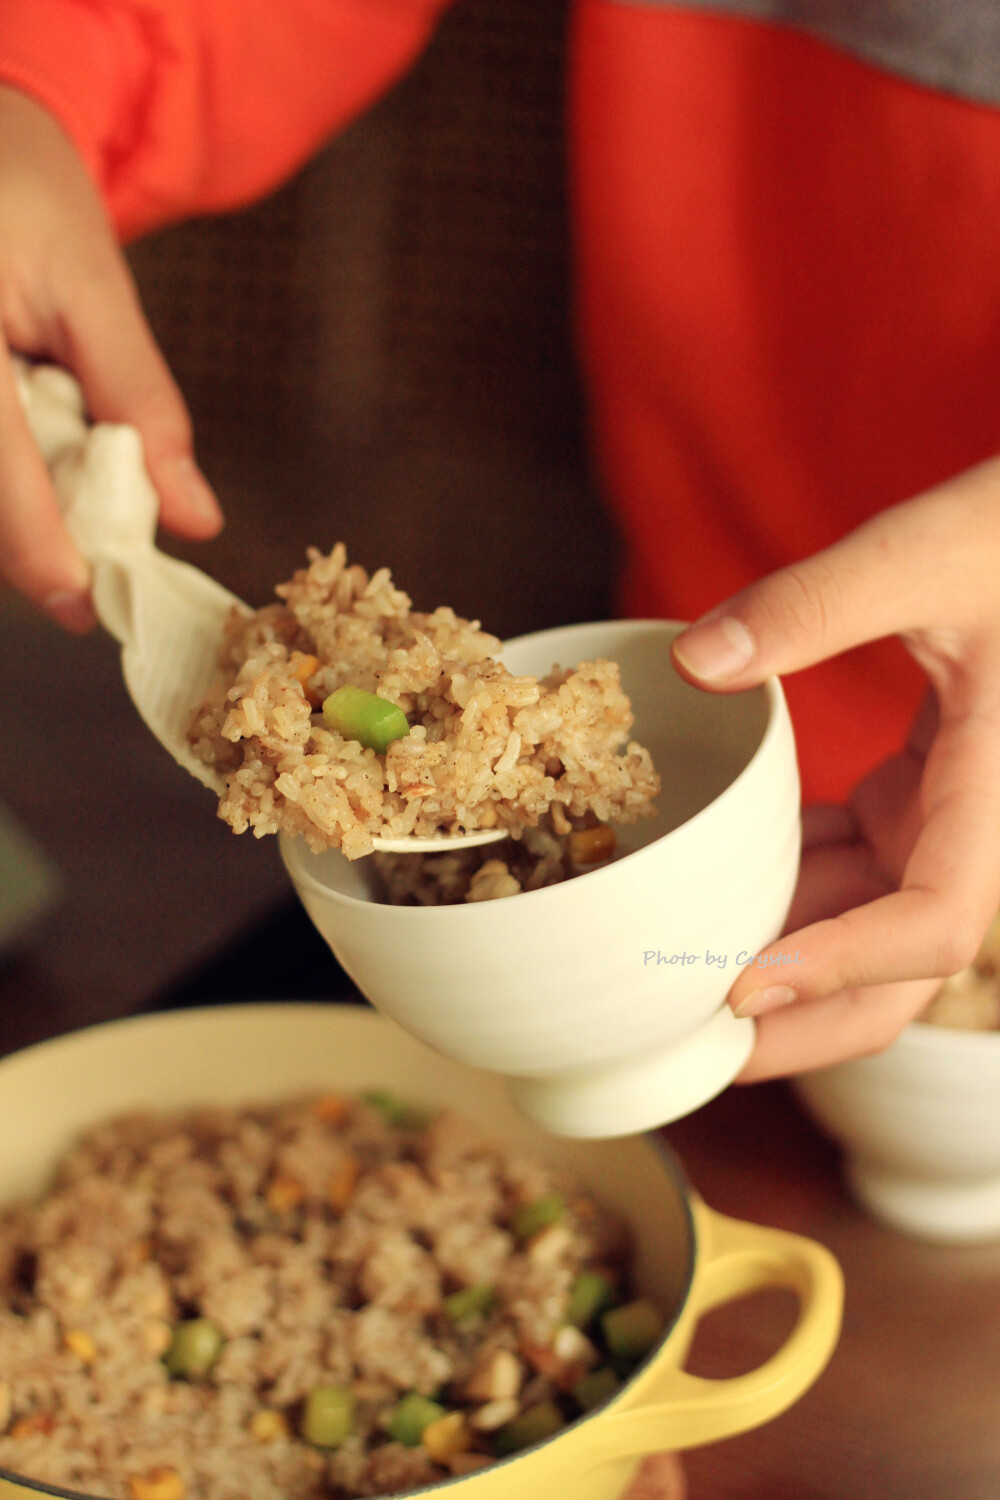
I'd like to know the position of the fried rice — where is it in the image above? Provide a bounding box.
[187,546,659,860]
[373,821,620,905]
[0,1094,647,1500]
[920,912,1000,1030]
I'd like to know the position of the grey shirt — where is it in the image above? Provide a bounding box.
[611,1,1000,105]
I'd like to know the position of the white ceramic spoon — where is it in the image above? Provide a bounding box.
[16,360,505,856]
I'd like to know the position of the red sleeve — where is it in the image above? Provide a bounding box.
[0,0,455,241]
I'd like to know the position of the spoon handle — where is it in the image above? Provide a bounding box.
[18,359,247,789]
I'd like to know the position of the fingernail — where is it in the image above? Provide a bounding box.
[169,456,224,528]
[43,588,97,634]
[674,616,754,682]
[733,984,798,1019]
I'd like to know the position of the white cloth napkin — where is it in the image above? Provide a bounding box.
[14,358,247,794]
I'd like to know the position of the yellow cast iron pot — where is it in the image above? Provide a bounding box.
[0,1005,843,1500]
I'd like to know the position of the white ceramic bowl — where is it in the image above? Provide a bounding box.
[794,1022,1000,1243]
[282,620,801,1139]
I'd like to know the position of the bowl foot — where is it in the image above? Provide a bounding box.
[505,1007,755,1138]
[847,1160,1000,1244]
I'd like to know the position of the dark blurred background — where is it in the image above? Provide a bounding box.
[0,0,619,1048]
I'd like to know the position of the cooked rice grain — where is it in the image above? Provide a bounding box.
[188,546,659,859]
[0,1097,632,1500]
[373,823,604,905]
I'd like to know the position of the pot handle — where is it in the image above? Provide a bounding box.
[584,1196,843,1460]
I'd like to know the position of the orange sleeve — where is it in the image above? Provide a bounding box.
[0,0,455,241]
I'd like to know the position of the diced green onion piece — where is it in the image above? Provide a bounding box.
[360,1089,430,1130]
[492,1401,565,1457]
[321,685,410,754]
[601,1299,665,1362]
[388,1393,447,1448]
[513,1192,566,1241]
[444,1283,496,1324]
[164,1319,224,1379]
[571,1366,622,1412]
[301,1385,355,1448]
[564,1270,615,1329]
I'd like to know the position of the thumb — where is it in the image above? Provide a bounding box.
[63,262,223,539]
[672,462,1000,690]
[670,493,954,690]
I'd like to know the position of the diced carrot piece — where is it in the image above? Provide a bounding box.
[266,1174,305,1212]
[289,652,323,709]
[569,825,617,865]
[314,1094,350,1126]
[127,1468,185,1500]
[422,1412,472,1462]
[520,1342,565,1382]
[64,1329,97,1362]
[251,1409,290,1443]
[11,1412,55,1437]
[520,1340,591,1393]
[327,1156,360,1212]
[144,1320,173,1356]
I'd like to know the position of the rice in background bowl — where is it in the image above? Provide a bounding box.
[918,912,1000,1031]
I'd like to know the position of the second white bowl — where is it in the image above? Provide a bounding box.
[794,1020,1000,1243]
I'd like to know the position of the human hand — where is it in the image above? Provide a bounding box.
[0,85,222,632]
[619,1453,687,1500]
[672,459,1000,1079]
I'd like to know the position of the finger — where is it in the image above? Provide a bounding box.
[849,748,923,886]
[905,687,939,759]
[801,803,859,849]
[782,840,893,934]
[61,263,223,538]
[0,336,95,629]
[848,691,939,883]
[618,1453,687,1500]
[736,976,940,1082]
[671,460,1000,689]
[730,704,1000,1016]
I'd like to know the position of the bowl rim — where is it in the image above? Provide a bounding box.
[793,1016,1000,1091]
[902,1017,1000,1051]
[280,617,791,917]
[0,1000,699,1500]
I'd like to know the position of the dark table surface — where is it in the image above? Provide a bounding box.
[2,897,998,1500]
